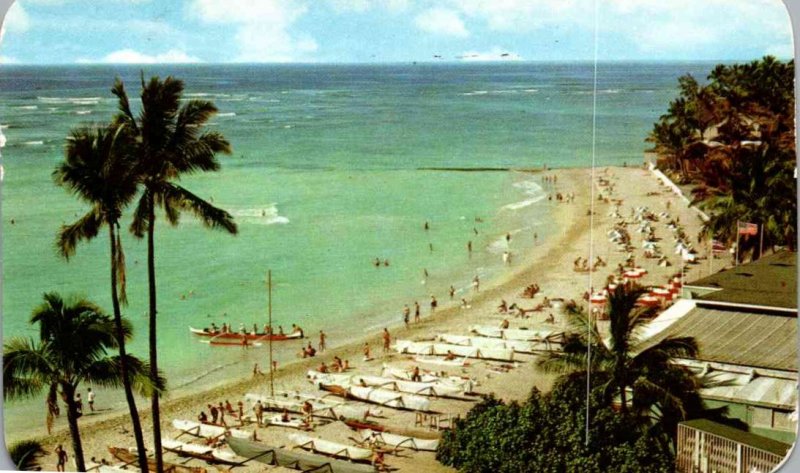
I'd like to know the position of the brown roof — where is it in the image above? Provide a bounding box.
[686,251,797,309]
[639,306,797,372]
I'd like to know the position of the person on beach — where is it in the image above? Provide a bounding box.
[225,400,234,415]
[503,251,510,264]
[383,328,391,352]
[498,299,508,313]
[444,350,457,361]
[363,342,372,361]
[75,393,83,416]
[305,342,316,358]
[254,400,264,427]
[318,361,329,373]
[500,319,510,329]
[403,304,410,328]
[461,298,469,309]
[472,275,480,292]
[87,388,95,412]
[414,301,421,323]
[319,330,327,352]
[55,445,67,472]
[209,403,219,424]
[218,401,227,426]
[546,313,555,324]
[238,401,244,420]
[372,450,386,471]
[343,359,350,370]
[430,295,438,313]
[411,366,422,382]
[253,323,259,334]
[302,401,314,424]
[198,410,208,423]
[253,363,262,376]
[449,285,456,300]
[506,232,512,244]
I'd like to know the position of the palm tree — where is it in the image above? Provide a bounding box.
[9,440,45,471]
[539,285,700,445]
[111,75,238,472]
[3,293,160,472]
[53,124,151,472]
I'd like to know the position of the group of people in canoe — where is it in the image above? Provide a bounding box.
[200,322,305,338]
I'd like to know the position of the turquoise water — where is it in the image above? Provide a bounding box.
[0,62,717,437]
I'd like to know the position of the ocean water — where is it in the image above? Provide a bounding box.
[0,62,718,438]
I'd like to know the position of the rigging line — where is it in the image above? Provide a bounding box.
[586,0,600,447]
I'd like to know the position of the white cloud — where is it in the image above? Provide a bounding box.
[459,47,522,61]
[327,0,409,13]
[0,55,18,64]
[96,48,201,64]
[190,0,316,62]
[415,8,468,37]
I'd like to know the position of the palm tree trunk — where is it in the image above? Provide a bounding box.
[146,199,164,473]
[109,224,149,473]
[62,385,86,472]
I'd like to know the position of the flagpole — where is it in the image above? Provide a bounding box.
[759,223,764,260]
[268,270,274,397]
[708,238,713,276]
[734,221,740,267]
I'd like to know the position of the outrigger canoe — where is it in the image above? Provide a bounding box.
[288,433,373,462]
[172,419,253,440]
[108,447,207,473]
[189,327,302,341]
[161,440,241,466]
[319,384,433,413]
[381,364,476,392]
[308,370,469,399]
[227,437,375,473]
[358,428,439,452]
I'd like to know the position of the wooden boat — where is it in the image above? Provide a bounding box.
[227,437,376,473]
[394,339,515,361]
[358,428,439,452]
[469,325,557,341]
[206,337,264,347]
[172,419,251,440]
[108,447,207,473]
[319,384,433,413]
[161,440,216,463]
[268,414,311,430]
[189,326,302,341]
[381,364,476,392]
[288,433,373,462]
[308,370,469,399]
[437,334,537,354]
[244,393,378,420]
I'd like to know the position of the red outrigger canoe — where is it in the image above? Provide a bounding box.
[189,327,303,341]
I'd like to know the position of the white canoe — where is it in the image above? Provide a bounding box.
[98,467,131,473]
[395,340,514,361]
[414,355,470,367]
[359,428,439,452]
[172,419,251,440]
[469,325,559,341]
[162,439,213,457]
[437,334,536,353]
[308,370,466,398]
[381,364,476,392]
[245,392,378,420]
[288,433,373,461]
[268,414,310,430]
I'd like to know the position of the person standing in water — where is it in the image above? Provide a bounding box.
[467,240,472,254]
[318,330,327,352]
[414,301,421,323]
[402,305,410,328]
[472,275,480,292]
[424,221,429,231]
[382,328,391,353]
[430,295,438,313]
[449,285,456,300]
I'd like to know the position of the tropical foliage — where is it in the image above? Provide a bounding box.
[3,293,160,472]
[111,75,238,471]
[437,374,675,473]
[9,440,46,471]
[646,56,796,254]
[53,123,150,472]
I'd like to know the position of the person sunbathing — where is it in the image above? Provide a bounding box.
[444,350,457,361]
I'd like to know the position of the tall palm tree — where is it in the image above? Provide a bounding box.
[111,75,238,472]
[539,285,700,445]
[3,293,159,472]
[53,124,151,472]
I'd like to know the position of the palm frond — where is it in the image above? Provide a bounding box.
[56,208,104,260]
[163,183,238,234]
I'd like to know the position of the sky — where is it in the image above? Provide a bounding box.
[0,0,794,64]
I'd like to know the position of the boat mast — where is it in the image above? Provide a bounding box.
[268,270,274,397]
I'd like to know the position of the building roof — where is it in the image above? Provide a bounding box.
[678,360,797,410]
[638,306,797,372]
[685,251,797,309]
[681,419,792,457]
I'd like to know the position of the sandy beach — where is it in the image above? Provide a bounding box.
[29,165,710,472]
